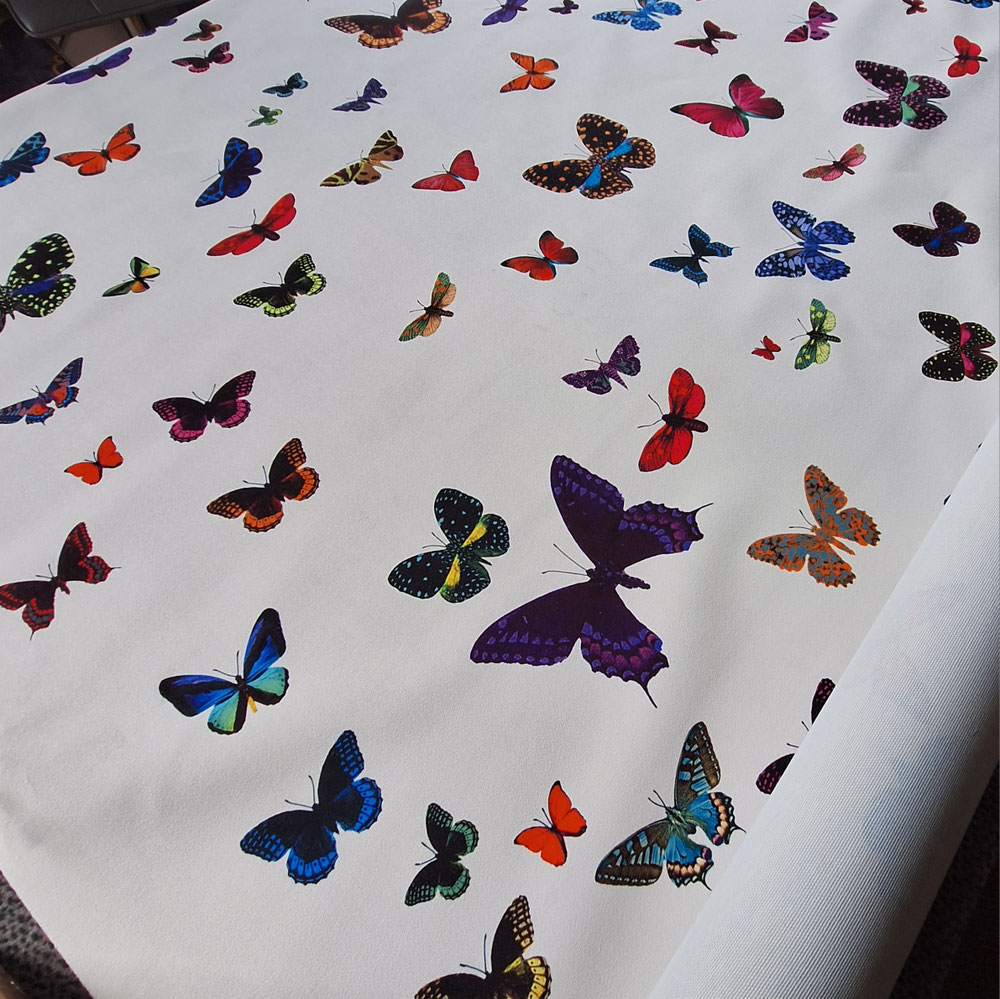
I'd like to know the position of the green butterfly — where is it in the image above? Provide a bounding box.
[248,106,282,127]
[794,298,840,369]
[102,257,160,297]
[234,254,326,318]
[0,233,76,334]
[405,803,479,906]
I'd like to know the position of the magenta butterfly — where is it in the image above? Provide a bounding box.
[470,455,706,704]
[756,679,835,792]
[151,371,255,442]
[562,336,640,394]
[785,2,836,42]
[843,61,949,130]
[671,74,784,138]
[171,42,232,72]
[892,202,980,257]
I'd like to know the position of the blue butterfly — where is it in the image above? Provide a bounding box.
[949,0,994,6]
[595,722,738,888]
[650,224,733,286]
[158,608,287,734]
[755,200,855,281]
[195,137,262,207]
[263,72,308,97]
[332,78,387,111]
[593,0,681,30]
[240,730,383,884]
[47,47,132,84]
[0,133,49,188]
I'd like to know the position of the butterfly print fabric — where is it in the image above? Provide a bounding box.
[0,2,996,998]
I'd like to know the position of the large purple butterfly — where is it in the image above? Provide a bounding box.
[756,678,834,793]
[842,61,949,130]
[470,455,706,704]
[893,202,980,257]
[151,370,255,442]
[483,0,528,23]
[47,47,132,84]
[562,336,640,394]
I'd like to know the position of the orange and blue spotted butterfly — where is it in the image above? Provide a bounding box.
[747,465,879,587]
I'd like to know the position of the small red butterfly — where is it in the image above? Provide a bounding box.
[638,368,708,471]
[671,74,784,138]
[514,781,587,866]
[901,0,926,12]
[949,36,987,78]
[54,123,139,176]
[752,335,782,360]
[0,523,114,634]
[183,18,223,41]
[500,52,558,92]
[65,436,123,484]
[411,150,478,191]
[756,678,835,793]
[501,230,578,281]
[171,42,233,72]
[674,20,737,56]
[207,194,296,256]
[802,143,866,181]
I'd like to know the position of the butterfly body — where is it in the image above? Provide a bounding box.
[675,20,737,55]
[501,53,558,92]
[196,137,261,207]
[748,465,879,587]
[950,36,987,76]
[502,231,577,281]
[671,74,784,138]
[65,436,123,484]
[241,730,382,884]
[919,312,996,382]
[843,61,949,129]
[333,78,387,111]
[0,234,76,334]
[757,678,834,792]
[0,523,112,633]
[785,2,836,42]
[235,254,325,317]
[207,438,319,532]
[523,114,655,200]
[159,608,287,734]
[0,356,82,425]
[55,123,139,176]
[893,201,979,257]
[400,273,455,339]
[471,455,704,702]
[0,133,49,187]
[639,368,707,470]
[406,803,478,904]
[326,0,451,48]
[262,72,307,97]
[412,150,478,191]
[794,299,839,369]
[755,201,854,281]
[152,370,255,442]
[322,131,403,186]
[416,895,551,999]
[515,781,586,866]
[596,722,736,888]
[47,47,131,84]
[752,336,781,360]
[650,224,732,285]
[172,41,232,71]
[562,335,640,394]
[593,0,681,30]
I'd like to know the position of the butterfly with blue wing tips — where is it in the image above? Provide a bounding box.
[0,357,82,426]
[332,78,387,111]
[195,137,261,207]
[158,608,288,735]
[755,200,855,281]
[0,133,49,188]
[650,225,733,286]
[263,72,307,97]
[595,722,738,888]
[241,730,382,884]
[389,489,509,602]
[405,803,478,905]
[593,0,681,30]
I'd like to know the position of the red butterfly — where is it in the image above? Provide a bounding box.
[802,143,866,182]
[752,336,781,360]
[65,436,123,484]
[674,20,737,56]
[671,74,784,138]
[501,230,578,281]
[0,523,114,634]
[514,781,587,866]
[949,36,987,78]
[500,52,558,92]
[171,42,233,72]
[756,678,835,793]
[638,368,708,471]
[54,123,139,176]
[901,0,926,13]
[183,19,223,41]
[411,150,478,191]
[207,194,296,256]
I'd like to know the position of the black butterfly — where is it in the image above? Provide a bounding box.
[151,371,255,442]
[405,803,478,905]
[649,224,733,286]
[0,233,76,333]
[756,678,834,793]
[262,72,307,97]
[234,254,326,317]
[240,730,382,884]
[416,895,551,999]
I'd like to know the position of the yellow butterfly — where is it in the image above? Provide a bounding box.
[320,130,403,186]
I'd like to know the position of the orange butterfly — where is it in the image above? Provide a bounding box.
[500,52,558,93]
[515,782,586,866]
[65,436,123,485]
[54,124,140,176]
[400,273,455,340]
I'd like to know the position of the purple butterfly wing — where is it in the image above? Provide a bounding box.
[607,335,641,377]
[152,397,210,441]
[756,753,793,793]
[909,74,950,100]
[811,677,835,722]
[562,369,612,394]
[614,501,705,569]
[207,370,255,428]
[843,61,907,127]
[550,455,626,568]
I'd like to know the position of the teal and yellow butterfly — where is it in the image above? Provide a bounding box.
[234,254,325,317]
[595,722,738,888]
[0,233,76,333]
[248,106,282,127]
[794,298,839,369]
[389,489,508,602]
[102,257,160,296]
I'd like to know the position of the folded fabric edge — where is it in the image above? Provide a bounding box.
[651,419,1000,999]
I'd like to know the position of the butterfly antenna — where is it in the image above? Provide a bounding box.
[786,742,800,750]
[284,798,311,808]
[212,667,238,679]
[800,719,809,733]
[648,789,669,812]
[550,543,587,572]
[308,775,318,805]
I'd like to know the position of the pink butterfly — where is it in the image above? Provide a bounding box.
[670,74,784,138]
[785,2,836,42]
[411,150,478,191]
[171,42,232,72]
[802,143,866,182]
